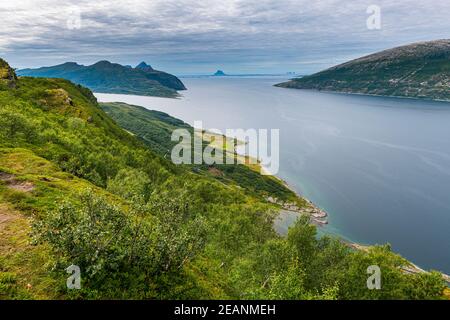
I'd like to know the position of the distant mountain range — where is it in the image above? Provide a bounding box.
[276,39,450,101]
[17,61,186,98]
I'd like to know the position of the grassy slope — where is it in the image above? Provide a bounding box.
[100,102,191,155]
[0,59,447,300]
[100,102,302,203]
[0,64,171,298]
[0,60,286,299]
[0,148,117,299]
[277,40,450,101]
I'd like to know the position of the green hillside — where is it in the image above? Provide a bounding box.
[0,58,447,300]
[17,61,186,98]
[276,39,450,101]
[100,102,192,156]
[100,102,299,202]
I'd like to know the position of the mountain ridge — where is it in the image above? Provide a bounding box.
[213,70,227,76]
[276,39,450,101]
[17,60,186,98]
[135,61,154,71]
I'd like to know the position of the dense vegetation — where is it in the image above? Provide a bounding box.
[276,39,450,101]
[0,58,447,300]
[100,102,300,202]
[17,60,186,98]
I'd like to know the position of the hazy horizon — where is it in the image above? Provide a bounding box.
[1,0,450,75]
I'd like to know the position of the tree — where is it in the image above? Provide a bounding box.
[287,215,317,268]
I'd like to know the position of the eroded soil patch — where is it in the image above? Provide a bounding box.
[0,204,18,232]
[0,171,35,192]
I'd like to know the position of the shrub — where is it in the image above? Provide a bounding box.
[32,191,207,298]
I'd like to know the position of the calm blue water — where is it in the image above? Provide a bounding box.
[96,76,450,274]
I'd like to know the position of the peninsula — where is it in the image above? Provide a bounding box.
[276,39,450,101]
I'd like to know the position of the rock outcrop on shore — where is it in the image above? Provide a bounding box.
[267,196,329,225]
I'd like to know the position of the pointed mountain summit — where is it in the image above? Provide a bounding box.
[213,70,226,76]
[17,60,186,97]
[135,61,154,71]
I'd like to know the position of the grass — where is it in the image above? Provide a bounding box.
[0,148,117,216]
[277,41,450,101]
[100,102,303,204]
[1,58,447,300]
[0,147,131,299]
[0,203,59,299]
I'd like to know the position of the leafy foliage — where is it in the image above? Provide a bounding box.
[0,77,173,189]
[31,191,207,298]
[100,102,300,202]
[0,58,446,299]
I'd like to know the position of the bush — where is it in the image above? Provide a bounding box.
[107,168,151,200]
[32,191,207,298]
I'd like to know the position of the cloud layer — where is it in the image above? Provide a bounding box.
[1,0,449,73]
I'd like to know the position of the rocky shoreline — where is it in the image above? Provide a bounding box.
[267,195,329,226]
[270,181,450,285]
[267,176,330,226]
[346,242,450,284]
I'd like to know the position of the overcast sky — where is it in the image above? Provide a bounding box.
[1,0,449,74]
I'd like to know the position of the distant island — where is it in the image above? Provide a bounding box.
[276,39,450,101]
[17,61,186,98]
[213,70,227,76]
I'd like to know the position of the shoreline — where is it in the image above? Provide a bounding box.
[96,94,450,285]
[275,86,450,104]
[273,176,329,225]
[276,176,450,284]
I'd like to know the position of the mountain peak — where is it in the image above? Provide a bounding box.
[213,70,226,76]
[16,59,186,96]
[0,58,17,88]
[92,60,113,67]
[276,39,450,101]
[136,61,154,71]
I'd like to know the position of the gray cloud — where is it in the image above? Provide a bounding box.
[1,0,449,74]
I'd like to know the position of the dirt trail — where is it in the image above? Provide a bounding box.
[0,172,35,192]
[0,205,18,231]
